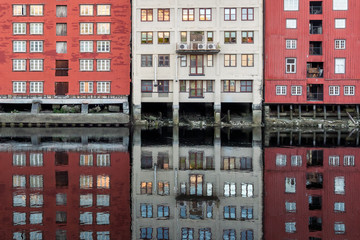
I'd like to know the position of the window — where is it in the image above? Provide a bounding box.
[158,32,170,44]
[56,193,67,206]
[13,23,26,35]
[158,80,169,93]
[30,175,43,188]
[157,205,169,218]
[97,41,110,52]
[335,19,346,28]
[223,157,236,169]
[286,58,296,73]
[291,86,302,95]
[189,174,203,196]
[179,202,187,218]
[333,0,348,10]
[141,9,153,21]
[286,19,297,28]
[30,23,43,35]
[158,181,170,195]
[30,41,43,52]
[97,5,110,16]
[190,80,203,97]
[241,54,254,67]
[199,8,211,21]
[30,59,43,71]
[285,222,296,233]
[182,8,194,21]
[344,155,354,166]
[30,82,43,93]
[140,182,152,194]
[334,176,345,194]
[79,154,93,166]
[80,82,94,93]
[80,175,93,189]
[242,31,254,43]
[180,31,187,42]
[329,155,340,166]
[80,59,94,71]
[157,227,169,240]
[141,32,153,44]
[97,175,110,189]
[30,5,43,16]
[56,42,67,54]
[56,23,67,36]
[329,86,340,95]
[344,86,355,96]
[199,228,211,240]
[181,228,194,240]
[224,55,236,67]
[334,202,345,212]
[241,8,254,20]
[285,177,296,193]
[13,5,26,16]
[180,81,186,92]
[97,82,110,93]
[224,182,236,197]
[334,222,345,234]
[335,40,346,49]
[140,55,152,67]
[80,23,93,35]
[140,204,153,218]
[13,212,26,225]
[97,59,110,71]
[141,81,153,92]
[190,55,204,75]
[56,6,67,17]
[206,203,213,218]
[291,155,302,166]
[13,194,26,207]
[80,5,93,16]
[13,153,26,166]
[13,82,26,93]
[56,211,67,223]
[224,8,236,21]
[80,41,93,52]
[97,194,109,206]
[223,80,236,92]
[224,206,236,219]
[207,31,213,42]
[284,0,299,11]
[206,81,214,92]
[180,55,187,67]
[276,154,287,166]
[13,59,26,71]
[97,154,110,167]
[286,39,297,49]
[158,9,170,21]
[224,31,236,43]
[13,41,26,53]
[140,228,152,239]
[285,202,296,212]
[79,212,92,225]
[223,229,236,240]
[241,183,254,197]
[241,230,253,240]
[158,55,170,67]
[97,23,110,34]
[335,58,345,73]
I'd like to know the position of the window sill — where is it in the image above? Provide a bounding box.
[189,74,205,76]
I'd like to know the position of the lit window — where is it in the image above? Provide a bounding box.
[80,5,93,16]
[158,181,170,195]
[13,82,26,93]
[97,23,110,34]
[335,19,346,28]
[30,5,43,16]
[80,59,94,71]
[241,54,254,67]
[96,59,110,71]
[224,8,236,21]
[97,175,110,189]
[29,59,43,71]
[80,175,93,189]
[158,32,170,44]
[97,82,110,93]
[286,39,297,49]
[285,202,296,212]
[241,8,254,20]
[141,9,153,21]
[335,39,346,49]
[30,23,43,35]
[223,80,236,92]
[80,41,93,52]
[79,82,94,94]
[182,8,194,21]
[30,41,43,52]
[80,23,94,35]
[13,5,26,16]
[285,177,296,193]
[13,41,26,53]
[241,183,253,197]
[97,5,110,16]
[285,222,296,233]
[284,0,299,11]
[158,9,170,21]
[291,86,302,95]
[224,55,236,67]
[97,41,110,52]
[286,19,297,28]
[140,182,152,194]
[334,176,345,194]
[224,31,236,43]
[344,86,355,96]
[329,86,340,96]
[13,23,26,35]
[199,8,212,21]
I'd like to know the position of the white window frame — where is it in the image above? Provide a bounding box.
[335,19,346,29]
[291,155,302,166]
[334,202,345,212]
[79,59,94,71]
[30,23,43,35]
[30,82,43,93]
[241,183,253,197]
[344,86,355,96]
[29,59,43,71]
[329,155,340,166]
[97,5,111,16]
[97,59,110,71]
[285,202,296,212]
[286,58,296,73]
[335,58,345,74]
[335,39,346,49]
[97,82,110,93]
[97,23,110,35]
[329,86,340,96]
[13,82,26,93]
[80,81,94,93]
[80,5,94,16]
[13,23,26,35]
[276,154,286,166]
[291,86,302,95]
[276,86,287,95]
[285,177,296,193]
[286,19,297,29]
[284,0,299,11]
[286,39,297,49]
[30,41,43,52]
[343,155,354,166]
[333,0,348,11]
[224,182,236,197]
[13,41,26,53]
[13,5,26,16]
[97,41,110,52]
[80,23,94,35]
[80,41,93,52]
[30,5,44,16]
[285,222,296,233]
[13,59,26,71]
[334,222,345,234]
[334,176,345,194]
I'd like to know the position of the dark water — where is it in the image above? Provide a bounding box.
[1,127,359,240]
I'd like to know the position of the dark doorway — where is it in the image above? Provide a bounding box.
[55,82,69,96]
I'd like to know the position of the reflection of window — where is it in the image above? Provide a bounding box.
[334,222,345,234]
[223,229,236,240]
[80,231,92,240]
[140,182,152,194]
[158,55,170,67]
[30,194,43,207]
[13,5,26,16]
[344,155,355,166]
[189,152,203,169]
[80,212,92,225]
[13,175,26,188]
[97,212,110,225]
[190,202,203,219]
[206,203,213,218]
[189,174,203,195]
[224,182,236,197]
[30,153,43,166]
[182,9,194,21]
[241,8,254,20]
[30,23,43,35]
[56,23,67,36]
[224,31,236,43]
[329,155,340,166]
[158,9,170,21]
[56,211,67,223]
[141,32,153,44]
[206,183,213,196]
[157,227,169,240]
[285,222,296,233]
[56,6,67,17]
[223,80,236,92]
[181,228,194,239]
[97,5,110,16]
[97,82,110,93]
[30,212,42,224]
[285,177,296,193]
[80,194,93,207]
[30,82,43,93]
[56,193,67,206]
[157,81,169,93]
[13,194,26,207]
[224,206,236,219]
[225,8,236,21]
[13,153,26,166]
[241,183,254,197]
[13,212,26,225]
[97,194,110,207]
[241,207,253,220]
[97,175,110,189]
[180,202,187,218]
[158,181,170,195]
[285,202,296,212]
[141,204,153,218]
[141,81,153,93]
[224,55,237,67]
[334,176,345,194]
[223,157,235,170]
[30,41,43,52]
[13,41,26,53]
[80,175,93,189]
[276,154,287,166]
[80,41,93,52]
[158,32,170,44]
[141,151,153,169]
[140,228,153,239]
[97,60,110,71]
[55,152,68,166]
[334,202,345,212]
[241,54,254,67]
[80,23,93,35]
[97,23,110,34]
[291,155,302,166]
[190,55,204,75]
[241,230,254,239]
[97,41,110,52]
[30,175,43,188]
[240,157,252,170]
[30,231,42,240]
[189,80,203,97]
[80,5,94,16]
[13,23,26,35]
[80,154,94,166]
[141,54,153,67]
[141,9,153,21]
[97,154,110,167]
[157,205,169,218]
[199,228,211,240]
[199,8,212,21]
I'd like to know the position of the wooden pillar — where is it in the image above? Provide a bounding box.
[277,105,280,119]
[313,105,316,118]
[357,105,359,119]
[357,131,359,146]
[323,130,326,145]
[290,131,293,146]
[277,131,280,145]
[337,130,341,146]
[337,105,341,120]
[313,132,316,147]
[290,105,293,120]
[324,105,326,120]
[298,131,301,145]
[299,105,302,119]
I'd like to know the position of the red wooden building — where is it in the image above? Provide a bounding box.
[264,147,360,239]
[0,0,130,113]
[265,0,360,116]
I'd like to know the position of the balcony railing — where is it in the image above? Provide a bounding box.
[310,26,322,34]
[310,6,322,14]
[307,93,323,101]
[309,47,322,55]
[176,42,220,54]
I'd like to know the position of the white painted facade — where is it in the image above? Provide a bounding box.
[132,0,263,124]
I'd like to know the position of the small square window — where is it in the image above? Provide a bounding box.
[335,39,346,49]
[286,19,297,28]
[97,5,110,16]
[286,39,297,49]
[276,86,287,95]
[335,19,346,28]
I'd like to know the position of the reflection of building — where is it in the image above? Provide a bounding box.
[0,128,130,239]
[132,127,263,239]
[265,143,360,239]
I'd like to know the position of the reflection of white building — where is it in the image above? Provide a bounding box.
[132,0,263,125]
[132,127,263,239]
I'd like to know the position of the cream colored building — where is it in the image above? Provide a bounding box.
[132,0,263,125]
[131,127,263,239]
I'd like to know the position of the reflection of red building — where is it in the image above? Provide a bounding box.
[264,147,360,239]
[0,150,130,239]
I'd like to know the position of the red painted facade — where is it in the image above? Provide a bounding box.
[0,0,130,96]
[264,147,360,239]
[265,0,360,104]
[0,151,130,239]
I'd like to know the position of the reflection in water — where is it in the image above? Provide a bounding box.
[0,128,130,240]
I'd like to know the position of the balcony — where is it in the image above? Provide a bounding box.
[310,2,322,14]
[307,62,323,78]
[310,20,322,34]
[309,42,322,55]
[307,84,324,101]
[176,42,220,54]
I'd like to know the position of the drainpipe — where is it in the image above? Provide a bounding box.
[154,55,158,87]
[154,164,157,193]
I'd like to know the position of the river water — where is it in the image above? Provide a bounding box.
[0,127,359,240]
